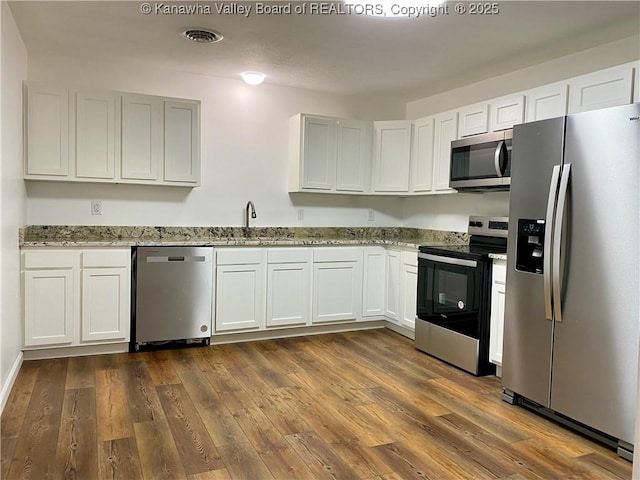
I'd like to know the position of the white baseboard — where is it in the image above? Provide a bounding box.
[0,351,23,415]
[385,321,415,340]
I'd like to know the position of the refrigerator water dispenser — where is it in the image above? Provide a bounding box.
[516,219,545,274]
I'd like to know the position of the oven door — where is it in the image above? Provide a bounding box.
[417,252,482,339]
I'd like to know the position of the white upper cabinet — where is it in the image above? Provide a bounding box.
[164,100,200,184]
[24,84,200,187]
[568,64,634,114]
[432,111,458,192]
[458,103,489,137]
[410,116,435,193]
[121,93,162,181]
[372,120,412,192]
[525,83,569,122]
[75,91,117,179]
[25,85,70,177]
[336,119,371,192]
[289,114,335,191]
[489,95,525,131]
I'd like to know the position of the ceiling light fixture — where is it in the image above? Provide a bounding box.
[242,72,266,86]
[181,28,223,44]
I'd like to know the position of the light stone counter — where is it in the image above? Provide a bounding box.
[19,225,468,249]
[489,253,508,261]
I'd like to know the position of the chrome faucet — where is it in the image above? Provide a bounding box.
[245,201,257,228]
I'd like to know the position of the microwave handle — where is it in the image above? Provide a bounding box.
[494,140,505,177]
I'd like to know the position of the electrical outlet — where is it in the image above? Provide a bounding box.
[297,208,304,220]
[368,210,374,221]
[91,200,102,215]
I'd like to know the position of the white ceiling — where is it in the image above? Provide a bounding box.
[8,1,640,100]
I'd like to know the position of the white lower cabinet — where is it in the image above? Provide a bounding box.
[266,249,311,328]
[489,258,507,367]
[80,250,130,342]
[362,247,386,317]
[384,249,401,322]
[400,251,418,330]
[385,248,418,329]
[215,248,266,332]
[312,247,362,323]
[22,248,131,350]
[24,268,75,347]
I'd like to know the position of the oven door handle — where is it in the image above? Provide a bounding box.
[418,253,477,268]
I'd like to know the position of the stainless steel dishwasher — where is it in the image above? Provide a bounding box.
[133,246,213,351]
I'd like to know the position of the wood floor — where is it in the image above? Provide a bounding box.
[0,328,632,480]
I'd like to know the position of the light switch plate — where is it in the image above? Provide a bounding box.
[368,210,374,221]
[91,200,102,215]
[297,208,304,220]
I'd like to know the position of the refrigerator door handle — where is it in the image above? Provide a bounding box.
[544,165,562,321]
[552,163,571,323]
[494,140,505,177]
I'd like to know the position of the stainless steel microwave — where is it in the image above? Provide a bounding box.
[449,130,512,191]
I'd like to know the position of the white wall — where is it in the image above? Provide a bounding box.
[1,2,28,412]
[401,35,640,231]
[25,54,404,228]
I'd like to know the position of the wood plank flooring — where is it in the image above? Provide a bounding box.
[1,329,632,479]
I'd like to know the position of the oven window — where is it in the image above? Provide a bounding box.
[431,270,468,314]
[417,259,481,338]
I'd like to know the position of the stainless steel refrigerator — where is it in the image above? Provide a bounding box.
[502,103,640,460]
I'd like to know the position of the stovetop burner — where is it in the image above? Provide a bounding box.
[419,215,508,261]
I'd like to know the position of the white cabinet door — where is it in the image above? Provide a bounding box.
[25,85,70,177]
[458,103,489,137]
[568,65,634,114]
[216,263,266,332]
[336,119,371,192]
[362,247,385,317]
[526,83,569,122]
[400,251,418,330]
[384,249,401,322]
[489,259,507,366]
[164,100,200,184]
[266,262,311,327]
[410,116,435,193]
[81,267,130,342]
[301,115,336,190]
[372,121,412,192]
[312,255,362,323]
[121,93,162,181]
[24,269,75,346]
[75,91,117,179]
[432,111,458,192]
[489,95,525,131]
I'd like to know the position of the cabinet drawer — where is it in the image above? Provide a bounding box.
[216,248,264,265]
[82,249,130,268]
[267,248,311,264]
[313,247,361,263]
[493,260,507,283]
[23,250,76,269]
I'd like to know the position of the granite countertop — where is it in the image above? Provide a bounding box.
[489,253,508,261]
[19,225,469,249]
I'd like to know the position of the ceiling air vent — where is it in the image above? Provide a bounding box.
[182,28,223,44]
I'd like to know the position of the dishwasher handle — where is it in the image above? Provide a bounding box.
[146,255,207,263]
